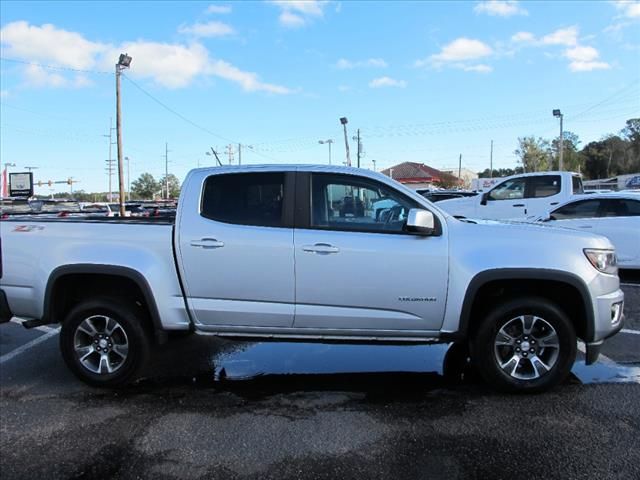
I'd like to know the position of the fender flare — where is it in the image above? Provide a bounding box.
[43,264,164,333]
[454,268,594,341]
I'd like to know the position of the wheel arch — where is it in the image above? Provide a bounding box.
[43,264,163,335]
[456,268,594,342]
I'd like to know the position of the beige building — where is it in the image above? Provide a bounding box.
[439,167,478,189]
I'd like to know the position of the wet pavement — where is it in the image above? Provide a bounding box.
[0,284,639,479]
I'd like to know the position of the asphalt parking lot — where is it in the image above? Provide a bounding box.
[1,284,639,479]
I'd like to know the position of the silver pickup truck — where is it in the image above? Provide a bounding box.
[0,165,625,392]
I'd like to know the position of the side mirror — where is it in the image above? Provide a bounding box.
[480,192,488,206]
[405,208,436,235]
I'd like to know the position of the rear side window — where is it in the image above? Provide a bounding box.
[600,199,640,217]
[572,176,584,194]
[527,175,561,198]
[201,172,285,227]
[551,199,601,220]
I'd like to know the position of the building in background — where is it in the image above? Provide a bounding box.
[439,167,478,189]
[380,162,460,190]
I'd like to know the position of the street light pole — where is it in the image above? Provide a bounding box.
[553,109,564,171]
[340,117,351,166]
[125,156,131,201]
[116,53,132,216]
[318,139,334,165]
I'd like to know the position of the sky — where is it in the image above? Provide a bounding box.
[1,0,639,195]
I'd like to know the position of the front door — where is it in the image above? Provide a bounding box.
[293,173,448,332]
[481,176,527,219]
[177,171,295,328]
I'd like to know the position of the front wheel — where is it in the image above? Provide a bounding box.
[472,297,576,393]
[60,298,150,387]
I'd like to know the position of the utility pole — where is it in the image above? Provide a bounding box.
[115,53,132,216]
[238,143,242,165]
[125,156,131,201]
[489,140,493,178]
[352,129,362,168]
[458,154,462,186]
[226,144,234,165]
[340,117,351,166]
[104,118,116,202]
[164,142,170,199]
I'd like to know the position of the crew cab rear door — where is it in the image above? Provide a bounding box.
[176,170,296,328]
[524,175,563,218]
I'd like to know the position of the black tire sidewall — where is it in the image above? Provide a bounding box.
[60,298,149,387]
[473,297,577,393]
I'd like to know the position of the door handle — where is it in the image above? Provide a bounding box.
[190,238,225,249]
[302,243,340,255]
[550,202,559,206]
[513,204,525,207]
[578,225,592,229]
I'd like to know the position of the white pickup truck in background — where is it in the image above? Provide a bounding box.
[439,171,584,220]
[0,165,625,393]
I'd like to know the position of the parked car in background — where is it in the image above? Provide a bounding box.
[417,189,478,203]
[438,171,584,220]
[536,193,640,270]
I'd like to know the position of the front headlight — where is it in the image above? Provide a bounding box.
[584,249,618,275]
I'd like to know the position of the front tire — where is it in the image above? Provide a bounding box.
[60,298,150,387]
[472,297,576,393]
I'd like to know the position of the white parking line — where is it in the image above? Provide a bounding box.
[621,329,640,336]
[0,327,60,365]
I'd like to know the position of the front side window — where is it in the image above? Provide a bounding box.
[310,174,417,233]
[201,172,285,227]
[488,178,526,201]
[527,175,561,198]
[551,199,601,220]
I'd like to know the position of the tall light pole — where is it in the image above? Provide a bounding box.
[24,166,39,172]
[553,109,564,171]
[124,156,131,201]
[318,139,334,165]
[206,147,223,166]
[372,159,376,172]
[116,53,132,216]
[340,117,351,166]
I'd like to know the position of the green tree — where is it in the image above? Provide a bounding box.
[131,173,159,200]
[478,167,524,178]
[159,174,181,199]
[514,137,551,172]
[551,131,583,172]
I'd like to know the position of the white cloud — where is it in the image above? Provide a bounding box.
[429,38,493,62]
[612,0,640,18]
[369,76,407,88]
[511,31,535,43]
[474,1,528,17]
[0,21,106,69]
[541,26,579,46]
[278,11,307,28]
[206,4,232,14]
[22,64,67,87]
[1,21,292,93]
[564,45,611,71]
[337,85,350,92]
[335,58,388,69]
[178,21,235,37]
[270,0,328,28]
[207,59,293,94]
[461,64,493,73]
[0,90,8,98]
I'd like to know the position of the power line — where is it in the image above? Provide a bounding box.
[0,56,112,75]
[121,74,275,161]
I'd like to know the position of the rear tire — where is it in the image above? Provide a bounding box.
[60,297,150,387]
[472,296,576,393]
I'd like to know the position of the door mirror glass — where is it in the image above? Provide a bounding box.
[405,208,436,235]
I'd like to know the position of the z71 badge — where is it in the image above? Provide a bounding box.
[13,225,45,232]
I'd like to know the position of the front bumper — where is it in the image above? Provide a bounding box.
[585,288,625,365]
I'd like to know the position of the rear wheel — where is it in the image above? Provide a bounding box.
[472,297,576,393]
[60,298,150,387]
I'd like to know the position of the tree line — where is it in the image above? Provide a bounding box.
[479,118,640,179]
